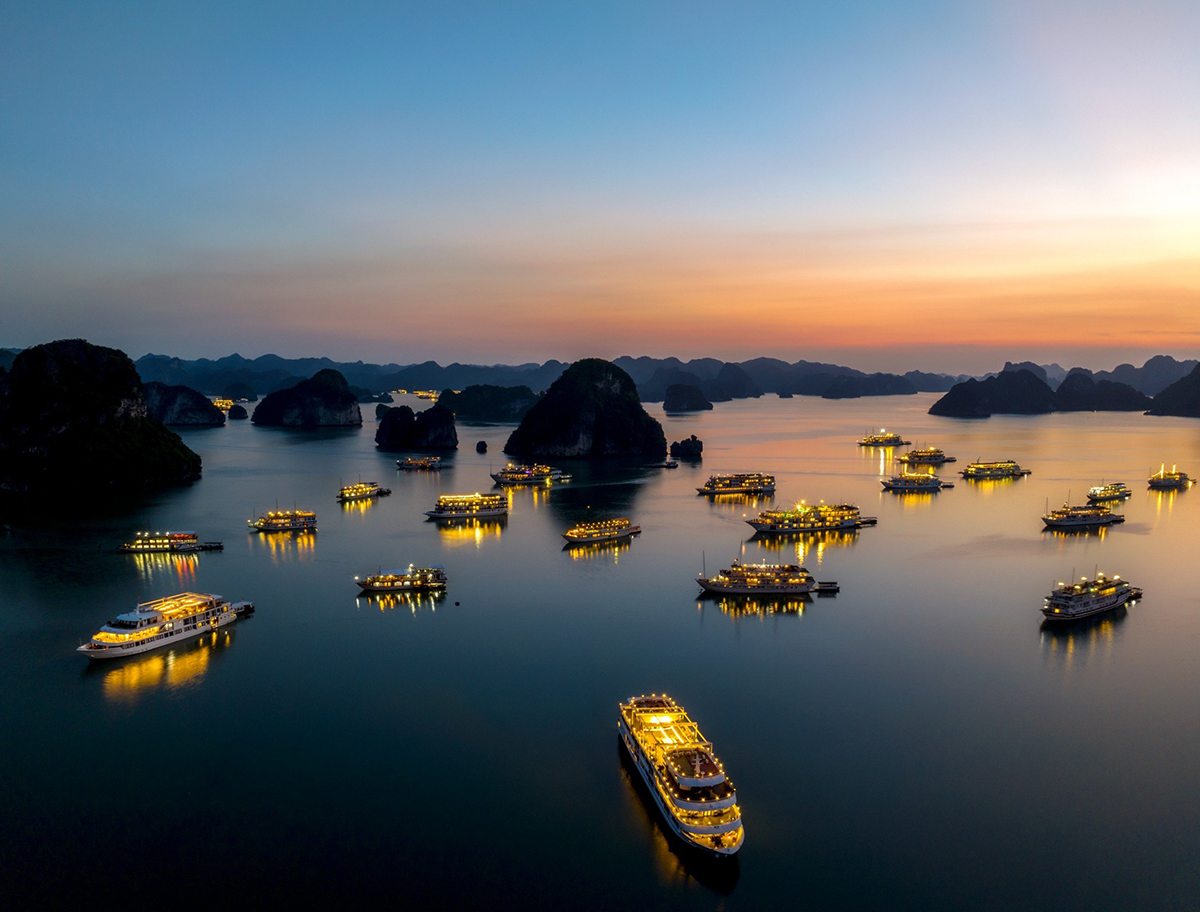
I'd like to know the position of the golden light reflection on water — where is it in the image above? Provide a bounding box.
[128,552,199,585]
[961,477,1024,497]
[496,484,551,509]
[1042,525,1109,541]
[1039,608,1126,677]
[100,629,234,702]
[888,491,935,509]
[699,595,811,621]
[564,538,632,563]
[746,530,857,567]
[358,591,446,614]
[339,497,376,516]
[1151,489,1180,519]
[250,531,317,563]
[703,492,774,515]
[435,518,505,549]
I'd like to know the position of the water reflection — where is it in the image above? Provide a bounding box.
[1151,489,1180,517]
[496,485,552,511]
[357,590,446,614]
[94,628,237,702]
[1039,607,1127,674]
[249,531,317,563]
[339,497,376,516]
[960,477,1025,496]
[1041,525,1110,541]
[746,530,857,567]
[127,551,200,585]
[563,538,632,563]
[702,492,774,514]
[434,518,505,548]
[697,593,812,621]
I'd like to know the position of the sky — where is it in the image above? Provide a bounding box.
[2,0,1199,374]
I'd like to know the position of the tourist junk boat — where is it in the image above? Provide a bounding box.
[1148,465,1192,490]
[355,565,448,593]
[960,459,1032,480]
[858,429,910,447]
[562,517,641,544]
[697,473,775,495]
[336,481,391,503]
[248,509,318,532]
[897,446,956,465]
[617,694,744,857]
[746,501,876,533]
[880,472,953,493]
[490,463,568,486]
[399,456,441,471]
[424,493,508,520]
[1087,482,1132,503]
[1042,573,1142,622]
[76,592,254,661]
[119,531,223,553]
[1041,502,1125,529]
[697,559,838,595]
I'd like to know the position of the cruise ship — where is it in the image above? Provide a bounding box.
[881,472,953,493]
[247,509,318,532]
[617,694,744,857]
[562,517,640,544]
[336,481,391,502]
[697,559,836,595]
[960,460,1032,480]
[119,531,223,553]
[398,456,441,471]
[1041,503,1125,529]
[746,501,876,533]
[355,565,448,593]
[490,463,568,486]
[76,592,254,661]
[1042,573,1141,622]
[1087,482,1132,502]
[858,429,910,447]
[424,493,508,519]
[897,447,956,465]
[697,473,776,495]
[1148,465,1192,489]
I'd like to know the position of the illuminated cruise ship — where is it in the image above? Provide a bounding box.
[697,473,775,495]
[897,447,956,465]
[77,592,254,661]
[881,472,953,492]
[119,531,223,553]
[746,501,875,533]
[618,694,744,857]
[336,481,391,503]
[1042,573,1141,622]
[355,566,448,593]
[490,463,567,486]
[1148,465,1192,489]
[562,517,640,544]
[248,509,318,532]
[1087,482,1132,502]
[1041,503,1125,529]
[425,493,508,519]
[697,559,835,595]
[960,460,1032,480]
[858,429,910,447]
[398,456,441,471]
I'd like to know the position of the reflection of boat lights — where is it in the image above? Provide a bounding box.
[252,531,317,562]
[705,493,774,513]
[565,538,632,563]
[340,497,375,515]
[698,597,810,620]
[1044,525,1108,541]
[130,552,199,584]
[437,519,504,548]
[1040,610,1123,675]
[101,630,232,701]
[358,591,446,614]
[748,530,856,566]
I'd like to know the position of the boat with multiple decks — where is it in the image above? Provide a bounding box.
[697,559,837,595]
[1087,482,1132,502]
[746,501,875,533]
[76,592,254,661]
[424,493,508,520]
[398,456,442,471]
[490,463,568,486]
[618,694,744,857]
[336,481,391,503]
[355,565,448,593]
[1148,465,1192,489]
[697,473,775,495]
[118,531,223,553]
[960,459,1032,480]
[1041,503,1125,529]
[897,446,956,465]
[562,517,640,544]
[1042,573,1141,622]
[881,472,953,493]
[858,429,910,447]
[248,509,318,532]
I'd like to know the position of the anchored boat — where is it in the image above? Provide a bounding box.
[425,493,508,520]
[398,456,442,471]
[858,429,910,447]
[960,460,1031,480]
[881,472,953,493]
[355,566,448,593]
[1148,465,1192,490]
[77,592,254,661]
[1042,573,1141,622]
[336,481,390,502]
[697,559,837,595]
[119,531,223,553]
[248,510,317,532]
[562,517,640,544]
[490,463,568,486]
[1041,502,1124,529]
[1087,482,1131,502]
[697,473,775,495]
[746,501,876,533]
[897,447,956,465]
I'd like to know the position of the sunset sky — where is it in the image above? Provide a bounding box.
[3,1,1199,373]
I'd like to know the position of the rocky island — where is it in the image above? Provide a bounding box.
[670,435,703,458]
[144,381,226,426]
[928,369,1058,418]
[1146,364,1200,417]
[228,404,249,420]
[251,369,363,427]
[663,384,713,412]
[0,339,201,501]
[221,381,258,402]
[1054,372,1151,412]
[375,402,458,450]
[438,384,538,421]
[504,358,666,458]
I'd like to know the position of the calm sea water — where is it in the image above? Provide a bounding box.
[3,394,1199,910]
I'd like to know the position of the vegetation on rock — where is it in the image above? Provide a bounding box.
[144,382,226,426]
[670,435,703,458]
[663,384,713,412]
[251,370,363,427]
[375,402,458,450]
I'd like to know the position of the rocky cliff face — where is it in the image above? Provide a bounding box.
[821,373,917,399]
[0,339,201,499]
[144,382,226,426]
[251,370,363,427]
[221,381,258,402]
[504,359,666,458]
[706,363,762,401]
[670,435,703,458]
[228,404,249,420]
[1146,364,1200,417]
[438,384,538,421]
[928,370,1057,418]
[663,384,713,412]
[375,402,458,450]
[1054,373,1151,412]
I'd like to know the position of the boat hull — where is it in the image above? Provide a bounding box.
[77,606,247,661]
[562,528,639,544]
[697,577,815,596]
[424,509,508,519]
[1041,589,1140,622]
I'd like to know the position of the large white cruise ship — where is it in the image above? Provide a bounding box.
[1042,573,1141,621]
[76,592,254,661]
[618,694,744,857]
[697,559,837,595]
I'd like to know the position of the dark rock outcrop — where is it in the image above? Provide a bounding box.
[439,385,538,421]
[821,373,917,399]
[228,404,248,420]
[705,363,762,401]
[504,359,666,458]
[670,435,703,458]
[221,381,258,402]
[902,370,960,392]
[375,402,458,450]
[1002,361,1050,385]
[375,403,391,420]
[476,440,487,453]
[1096,355,1200,396]
[1054,372,1151,412]
[638,368,705,402]
[0,339,201,499]
[778,391,793,399]
[1146,364,1200,417]
[663,384,713,413]
[929,370,1057,418]
[349,385,393,403]
[143,382,226,426]
[252,370,363,428]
